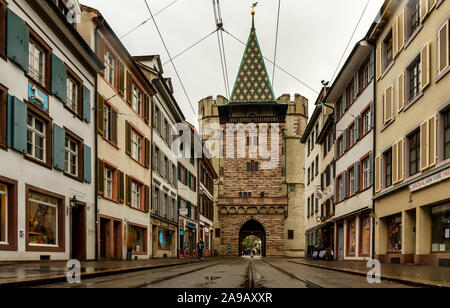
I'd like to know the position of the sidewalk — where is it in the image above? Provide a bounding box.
[0,257,214,287]
[290,259,450,288]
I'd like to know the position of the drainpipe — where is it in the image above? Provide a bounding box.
[371,43,377,261]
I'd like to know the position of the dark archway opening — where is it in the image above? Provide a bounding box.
[239,219,266,257]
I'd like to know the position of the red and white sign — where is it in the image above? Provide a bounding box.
[409,168,450,192]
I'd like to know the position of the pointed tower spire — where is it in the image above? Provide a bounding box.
[228,11,276,104]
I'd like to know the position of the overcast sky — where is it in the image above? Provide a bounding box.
[80,0,384,126]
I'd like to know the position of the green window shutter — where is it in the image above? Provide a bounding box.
[51,54,67,104]
[83,144,92,183]
[187,201,191,218]
[7,95,27,153]
[7,9,29,72]
[82,85,91,123]
[178,162,182,181]
[177,195,181,209]
[53,124,66,171]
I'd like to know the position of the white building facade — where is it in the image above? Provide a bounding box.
[0,0,102,261]
[328,40,375,261]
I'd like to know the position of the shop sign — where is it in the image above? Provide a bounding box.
[179,208,188,216]
[180,230,185,236]
[186,221,197,229]
[409,168,450,192]
[28,83,49,113]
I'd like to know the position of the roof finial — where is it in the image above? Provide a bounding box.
[251,2,258,28]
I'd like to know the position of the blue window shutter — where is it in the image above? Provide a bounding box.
[83,144,92,183]
[7,95,27,153]
[82,85,91,123]
[51,54,67,104]
[7,9,29,72]
[343,171,348,200]
[53,124,66,171]
[355,161,360,193]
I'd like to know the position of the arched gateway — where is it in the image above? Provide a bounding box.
[198,10,308,258]
[239,220,266,257]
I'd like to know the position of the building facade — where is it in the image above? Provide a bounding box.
[79,6,155,260]
[0,0,102,261]
[198,152,218,257]
[370,0,450,266]
[135,55,184,259]
[198,12,308,257]
[177,123,200,258]
[326,40,375,261]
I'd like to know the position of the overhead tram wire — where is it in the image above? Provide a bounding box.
[162,29,219,66]
[120,0,180,40]
[272,0,281,88]
[222,29,319,95]
[212,0,230,99]
[144,0,197,121]
[329,0,370,84]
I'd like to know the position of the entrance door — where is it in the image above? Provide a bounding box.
[99,218,108,259]
[113,221,122,260]
[71,204,86,260]
[338,224,344,261]
[153,225,158,258]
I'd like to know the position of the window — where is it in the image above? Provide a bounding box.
[27,187,64,251]
[360,216,371,256]
[215,228,220,238]
[128,224,146,253]
[288,230,294,240]
[437,20,449,76]
[0,183,7,244]
[408,131,420,176]
[0,84,7,149]
[348,167,355,197]
[64,136,79,177]
[387,214,402,252]
[311,162,315,180]
[432,204,450,252]
[338,136,343,157]
[0,0,6,59]
[132,84,142,116]
[361,107,371,136]
[104,166,114,199]
[360,57,370,91]
[407,56,421,101]
[66,76,78,114]
[104,104,111,140]
[347,219,356,255]
[104,49,115,86]
[131,130,142,163]
[445,109,450,160]
[131,181,142,209]
[384,150,393,188]
[336,96,343,119]
[29,39,46,86]
[27,113,46,162]
[348,123,355,148]
[362,156,370,190]
[347,80,354,106]
[247,160,259,172]
[337,175,344,202]
[383,30,393,69]
[408,0,420,35]
[158,229,173,250]
[315,156,319,176]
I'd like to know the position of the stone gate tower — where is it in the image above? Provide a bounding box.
[198,11,308,257]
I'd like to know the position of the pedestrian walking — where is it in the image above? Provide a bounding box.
[197,239,205,259]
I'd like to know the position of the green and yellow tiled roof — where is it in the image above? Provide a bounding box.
[228,13,277,105]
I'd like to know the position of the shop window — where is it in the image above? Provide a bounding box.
[26,186,64,251]
[128,224,146,254]
[444,109,450,160]
[408,130,420,176]
[0,177,17,251]
[360,216,371,256]
[387,214,402,253]
[158,229,173,250]
[431,204,450,252]
[347,219,356,255]
[0,184,5,243]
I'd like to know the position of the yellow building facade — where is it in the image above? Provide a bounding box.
[370,0,450,266]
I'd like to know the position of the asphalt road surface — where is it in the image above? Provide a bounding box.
[36,257,414,288]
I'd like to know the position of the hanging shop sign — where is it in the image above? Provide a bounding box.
[409,168,450,192]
